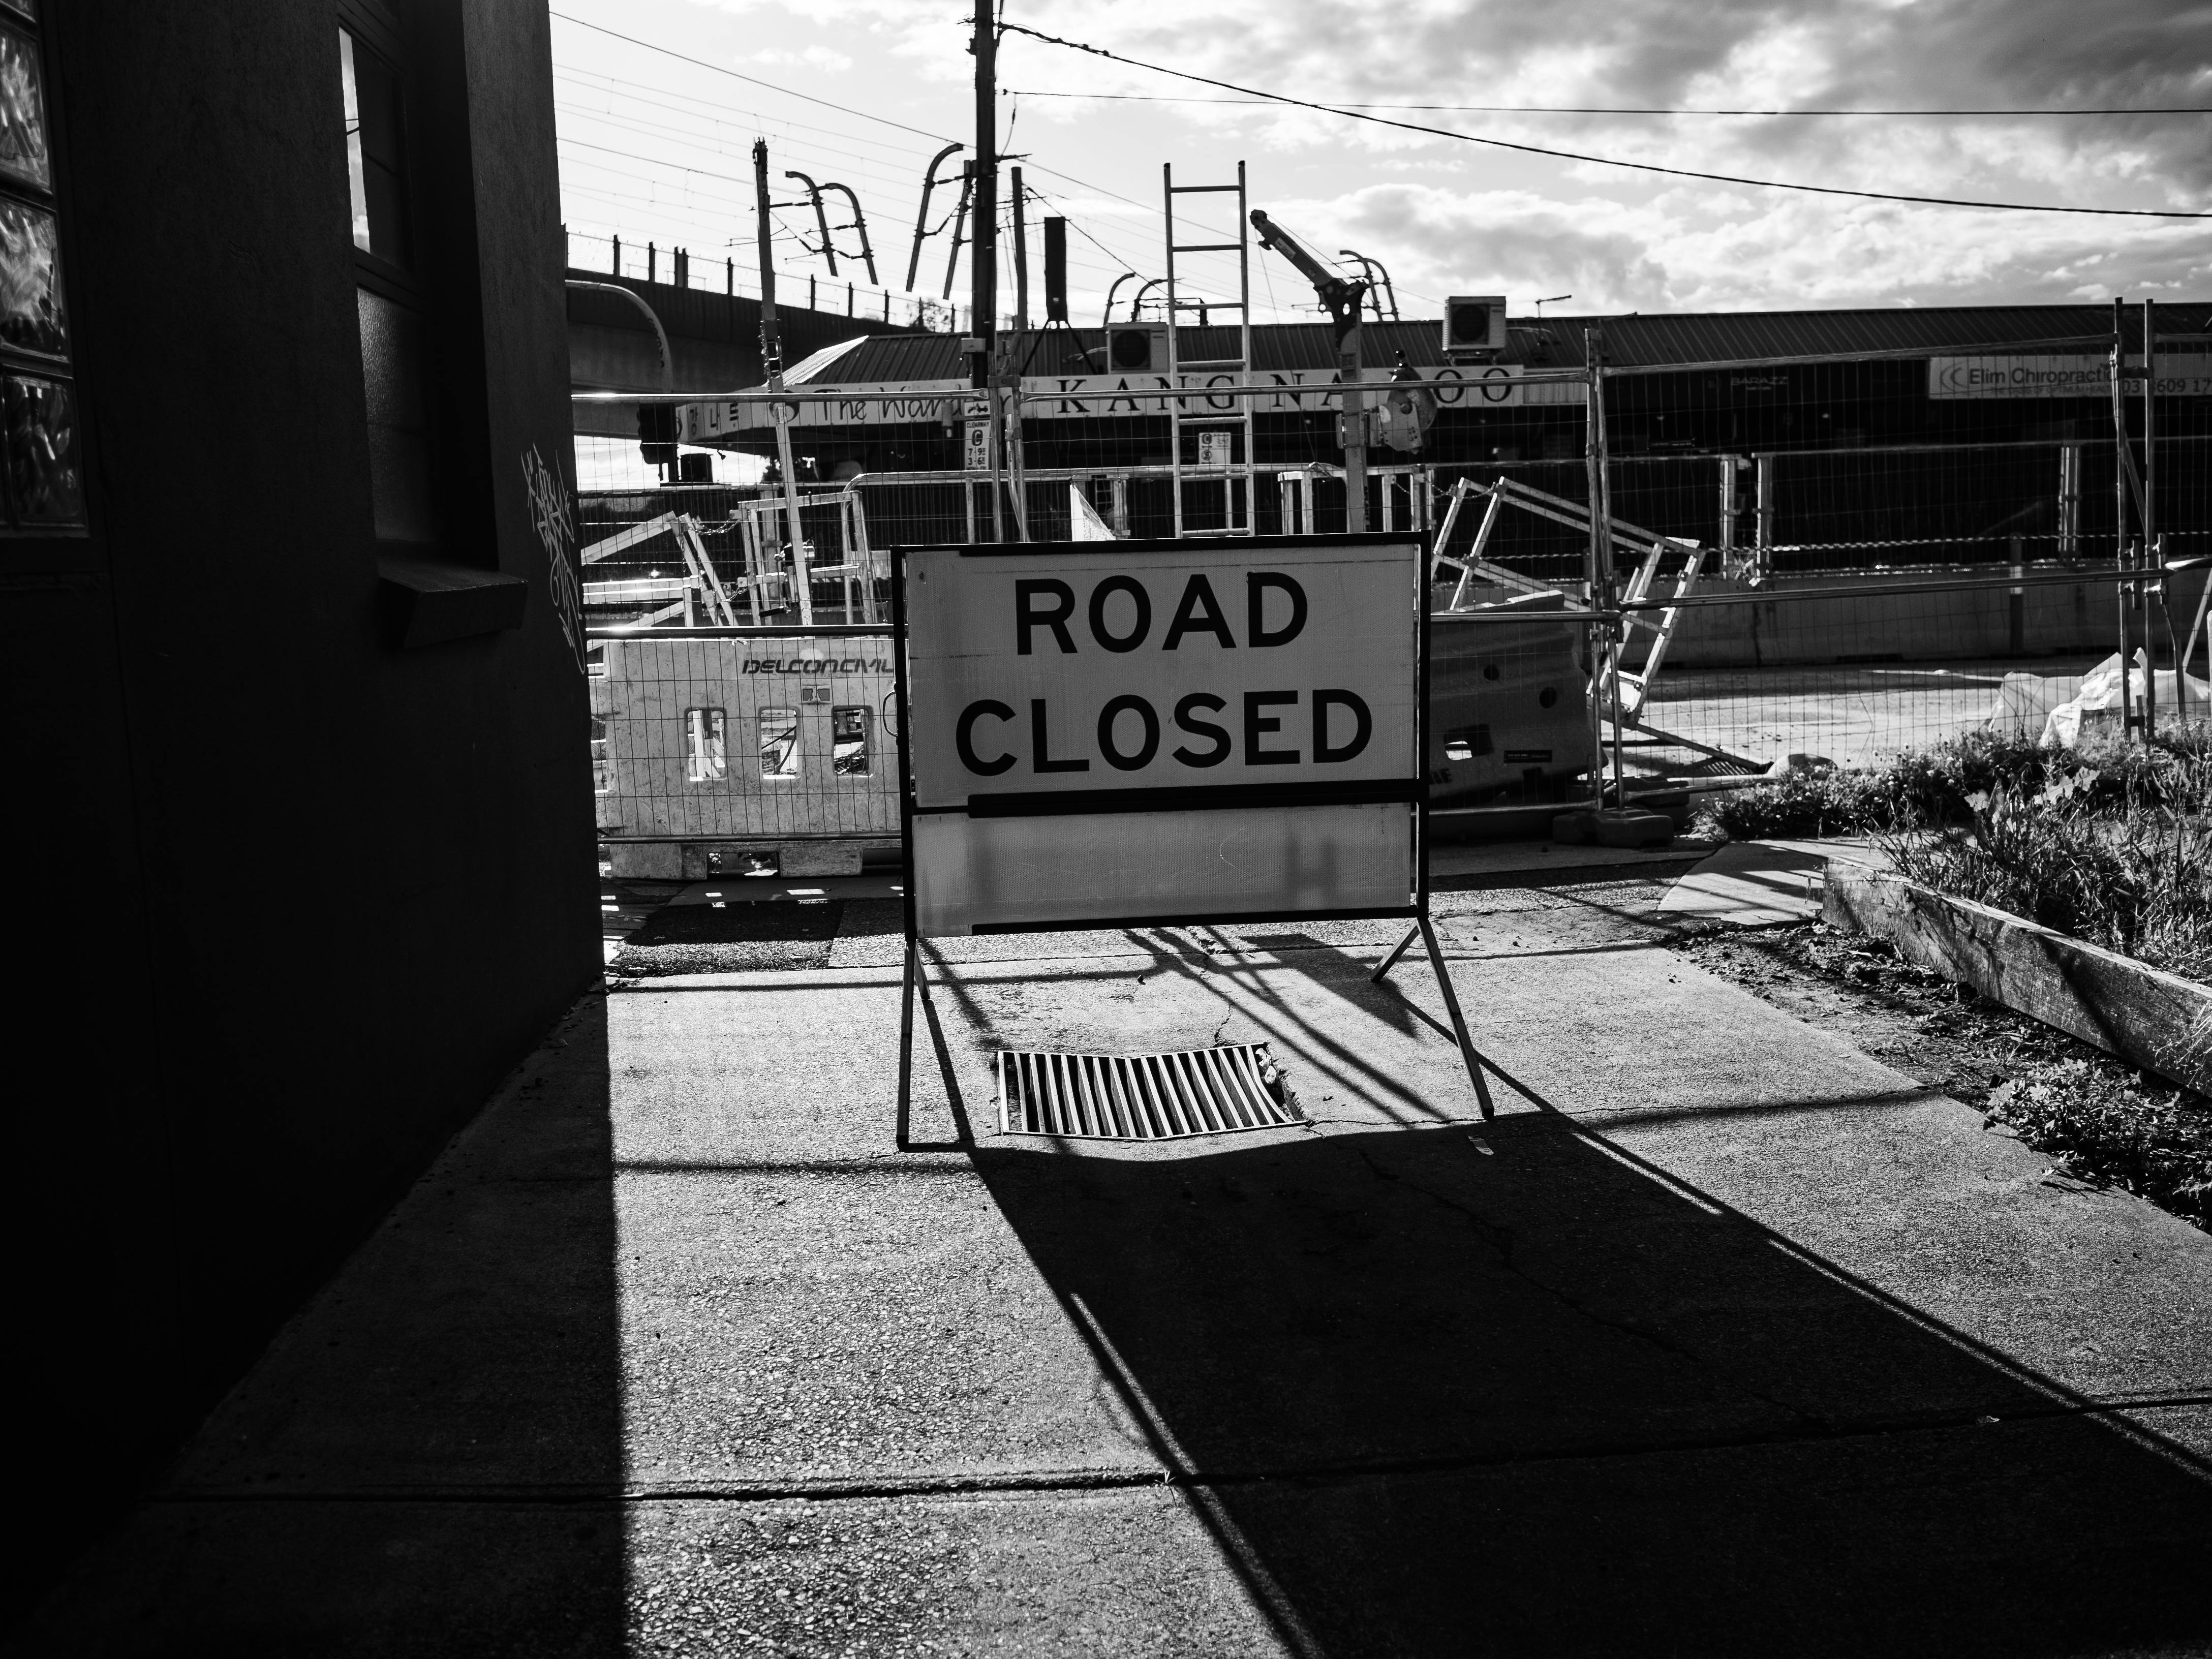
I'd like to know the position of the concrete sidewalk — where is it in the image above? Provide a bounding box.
[16,881,2212,1656]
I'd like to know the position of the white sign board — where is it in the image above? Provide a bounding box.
[1928,354,2212,400]
[899,535,1424,935]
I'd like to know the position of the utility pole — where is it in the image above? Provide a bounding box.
[1010,165,1029,332]
[1250,208,1369,530]
[969,1,997,385]
[755,138,812,626]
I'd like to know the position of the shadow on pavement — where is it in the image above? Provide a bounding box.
[11,998,629,1657]
[973,1115,2212,1658]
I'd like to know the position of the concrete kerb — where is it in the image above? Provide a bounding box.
[1826,861,2212,1096]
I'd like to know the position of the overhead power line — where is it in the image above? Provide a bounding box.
[549,12,961,145]
[1003,89,2212,117]
[997,22,2212,219]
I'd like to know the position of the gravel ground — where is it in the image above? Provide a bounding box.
[1676,920,2212,1231]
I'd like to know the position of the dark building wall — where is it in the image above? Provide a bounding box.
[7,0,598,1609]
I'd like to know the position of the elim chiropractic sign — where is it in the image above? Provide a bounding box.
[898,534,1424,936]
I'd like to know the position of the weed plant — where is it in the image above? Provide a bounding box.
[1700,725,2212,982]
[1882,727,2212,983]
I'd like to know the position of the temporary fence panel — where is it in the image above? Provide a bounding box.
[594,630,901,870]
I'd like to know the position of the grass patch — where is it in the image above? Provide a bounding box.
[1987,1063,2212,1229]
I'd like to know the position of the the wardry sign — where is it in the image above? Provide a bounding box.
[899,535,1423,935]
[1928,354,2212,400]
[681,364,1573,441]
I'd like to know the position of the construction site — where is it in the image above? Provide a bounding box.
[574,201,2212,877]
[18,1,2212,1654]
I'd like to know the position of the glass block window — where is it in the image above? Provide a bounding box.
[0,25,49,192]
[0,5,76,531]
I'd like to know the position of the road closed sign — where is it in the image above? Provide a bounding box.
[897,534,1424,935]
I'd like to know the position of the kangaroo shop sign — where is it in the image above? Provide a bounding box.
[898,534,1424,935]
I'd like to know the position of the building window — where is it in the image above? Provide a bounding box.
[759,708,800,779]
[339,28,409,267]
[832,706,870,776]
[356,289,434,542]
[339,19,435,545]
[684,707,725,782]
[0,8,81,532]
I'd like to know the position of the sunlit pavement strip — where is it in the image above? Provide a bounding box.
[17,883,2212,1655]
[1655,835,1891,928]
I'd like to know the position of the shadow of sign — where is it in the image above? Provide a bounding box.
[972,1117,2212,1656]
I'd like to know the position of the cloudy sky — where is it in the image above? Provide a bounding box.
[548,0,2212,326]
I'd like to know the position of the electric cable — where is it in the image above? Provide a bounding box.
[997,21,2212,219]
[1002,89,2212,117]
[549,11,962,145]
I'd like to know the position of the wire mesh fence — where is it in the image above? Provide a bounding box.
[575,344,2210,844]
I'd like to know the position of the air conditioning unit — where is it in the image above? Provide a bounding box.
[1443,296,1508,360]
[1103,322,1169,375]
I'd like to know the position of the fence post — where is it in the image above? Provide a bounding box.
[2056,442,2080,562]
[1716,454,1736,574]
[2009,534,2025,656]
[2141,296,2158,740]
[2111,298,2135,739]
[1754,453,1775,583]
[612,233,620,275]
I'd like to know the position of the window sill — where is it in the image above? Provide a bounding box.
[377,555,527,649]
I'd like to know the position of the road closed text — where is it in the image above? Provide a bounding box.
[953,571,1369,777]
[904,542,1418,805]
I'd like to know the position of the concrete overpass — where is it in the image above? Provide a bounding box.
[567,268,933,441]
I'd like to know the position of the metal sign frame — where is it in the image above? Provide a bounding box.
[889,531,1494,1144]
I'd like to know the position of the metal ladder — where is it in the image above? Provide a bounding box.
[1163,161,1255,537]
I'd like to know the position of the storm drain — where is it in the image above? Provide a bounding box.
[995,1043,1302,1140]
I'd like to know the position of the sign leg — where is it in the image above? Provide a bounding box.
[1419,913,1495,1120]
[1371,921,1421,984]
[897,936,918,1149]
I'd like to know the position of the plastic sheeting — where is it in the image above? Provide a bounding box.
[2000,651,2212,748]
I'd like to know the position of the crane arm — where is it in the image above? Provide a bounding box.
[1249,209,1366,341]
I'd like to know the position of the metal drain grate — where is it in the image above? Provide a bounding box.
[995,1043,1301,1140]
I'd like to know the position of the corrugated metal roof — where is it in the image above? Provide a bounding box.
[819,303,2211,386]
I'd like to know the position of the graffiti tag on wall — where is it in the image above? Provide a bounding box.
[522,444,587,674]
